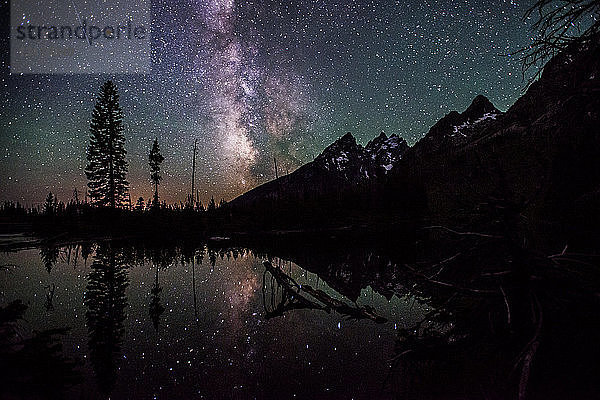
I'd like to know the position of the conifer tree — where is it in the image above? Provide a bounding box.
[85,81,129,208]
[207,197,216,212]
[135,197,145,211]
[44,192,54,216]
[148,139,165,208]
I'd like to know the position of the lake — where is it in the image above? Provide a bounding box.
[0,236,429,399]
[1,234,599,399]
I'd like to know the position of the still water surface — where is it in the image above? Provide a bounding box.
[0,239,427,399]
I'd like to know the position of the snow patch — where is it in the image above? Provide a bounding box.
[452,112,498,136]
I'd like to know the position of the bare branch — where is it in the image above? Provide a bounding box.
[422,225,503,239]
[513,0,600,86]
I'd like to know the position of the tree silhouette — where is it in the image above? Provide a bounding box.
[135,196,145,211]
[207,196,216,212]
[84,243,129,395]
[85,81,129,208]
[44,192,55,215]
[40,243,59,273]
[148,138,165,209]
[519,0,600,82]
[148,263,165,331]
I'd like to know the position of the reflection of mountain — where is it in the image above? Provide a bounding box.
[84,243,129,395]
[241,231,600,400]
[245,235,417,302]
[262,260,387,323]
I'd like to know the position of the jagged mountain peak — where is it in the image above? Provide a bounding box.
[386,134,408,147]
[315,132,366,177]
[317,132,360,157]
[417,95,502,151]
[313,131,409,179]
[335,132,358,146]
[365,132,388,151]
[366,132,407,150]
[366,133,409,174]
[463,95,499,122]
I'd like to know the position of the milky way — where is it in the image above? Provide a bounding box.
[194,0,314,190]
[0,0,534,206]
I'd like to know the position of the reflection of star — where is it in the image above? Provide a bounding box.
[219,257,260,332]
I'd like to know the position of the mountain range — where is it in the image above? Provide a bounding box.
[228,33,600,248]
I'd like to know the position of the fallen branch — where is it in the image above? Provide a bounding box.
[500,285,512,326]
[263,261,387,323]
[403,264,496,294]
[422,225,503,239]
[514,294,544,400]
[427,252,462,279]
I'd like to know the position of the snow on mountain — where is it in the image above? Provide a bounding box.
[315,131,409,182]
[316,132,366,175]
[365,132,409,175]
[415,95,502,153]
[452,112,499,137]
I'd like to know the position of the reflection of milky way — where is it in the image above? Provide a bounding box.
[197,0,310,189]
[226,268,259,332]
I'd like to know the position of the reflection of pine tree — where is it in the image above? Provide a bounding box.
[80,242,95,267]
[84,243,129,395]
[208,249,217,268]
[149,264,165,331]
[40,243,60,273]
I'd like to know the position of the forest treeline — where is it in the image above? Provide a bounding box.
[0,80,233,237]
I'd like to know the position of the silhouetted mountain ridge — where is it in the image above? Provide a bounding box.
[413,94,501,154]
[228,34,600,247]
[229,130,409,210]
[393,33,600,247]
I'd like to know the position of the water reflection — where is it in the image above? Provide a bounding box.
[40,241,59,273]
[0,299,82,398]
[148,262,165,331]
[84,243,130,395]
[262,260,329,319]
[2,234,598,399]
[45,283,56,312]
[262,260,387,323]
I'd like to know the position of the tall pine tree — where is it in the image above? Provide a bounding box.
[85,81,129,208]
[148,138,165,208]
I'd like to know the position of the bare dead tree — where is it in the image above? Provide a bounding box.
[190,139,198,206]
[514,0,600,85]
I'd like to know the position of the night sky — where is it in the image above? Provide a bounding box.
[1,0,535,206]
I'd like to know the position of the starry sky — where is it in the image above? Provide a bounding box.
[0,0,536,207]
